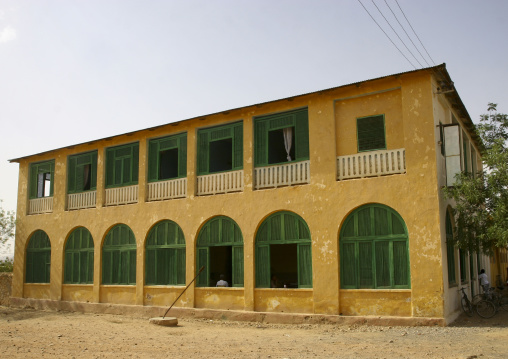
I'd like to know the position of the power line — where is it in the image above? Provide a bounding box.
[383,0,431,67]
[357,0,416,69]
[395,0,436,65]
[371,0,424,68]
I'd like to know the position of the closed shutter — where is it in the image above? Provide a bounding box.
[145,248,156,285]
[340,242,356,288]
[105,149,114,187]
[357,115,386,152]
[129,250,136,284]
[156,249,166,285]
[148,140,159,182]
[178,135,187,178]
[26,251,34,283]
[233,124,243,170]
[90,152,98,190]
[255,245,270,288]
[29,165,37,199]
[87,250,94,283]
[232,246,244,287]
[67,157,77,193]
[297,243,312,288]
[375,241,390,287]
[254,120,268,167]
[295,109,309,161]
[132,143,139,184]
[359,241,373,288]
[176,248,186,285]
[197,248,209,287]
[197,132,209,175]
[393,241,409,286]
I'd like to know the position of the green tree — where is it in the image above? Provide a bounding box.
[444,103,508,255]
[0,200,15,272]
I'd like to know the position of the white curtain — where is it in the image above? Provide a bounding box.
[283,127,293,161]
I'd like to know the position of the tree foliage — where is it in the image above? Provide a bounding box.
[444,103,508,255]
[0,200,15,249]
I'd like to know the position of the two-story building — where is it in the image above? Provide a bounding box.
[9,64,487,324]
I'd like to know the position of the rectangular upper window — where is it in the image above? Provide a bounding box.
[356,115,386,152]
[148,133,187,182]
[197,121,243,175]
[105,142,139,188]
[254,108,309,167]
[29,160,55,199]
[67,151,98,193]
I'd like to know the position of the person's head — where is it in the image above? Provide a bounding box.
[480,269,485,274]
[220,274,225,280]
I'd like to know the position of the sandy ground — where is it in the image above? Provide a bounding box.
[1,305,507,359]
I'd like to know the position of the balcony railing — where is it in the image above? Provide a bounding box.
[197,170,244,196]
[67,191,97,210]
[254,160,310,190]
[337,148,406,180]
[28,197,53,215]
[105,185,138,206]
[148,178,187,201]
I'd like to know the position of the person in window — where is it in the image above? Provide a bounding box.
[271,275,279,288]
[216,274,228,287]
[479,269,490,295]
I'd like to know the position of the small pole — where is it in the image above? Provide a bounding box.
[162,266,204,319]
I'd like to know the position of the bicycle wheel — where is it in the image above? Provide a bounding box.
[499,297,508,312]
[476,300,496,318]
[461,297,473,317]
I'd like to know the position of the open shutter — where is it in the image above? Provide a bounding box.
[67,157,77,194]
[105,149,114,187]
[254,120,268,167]
[233,123,243,170]
[295,110,310,161]
[297,243,312,288]
[232,246,244,287]
[90,152,98,190]
[255,245,270,287]
[132,143,139,184]
[75,164,84,193]
[49,162,54,196]
[196,248,209,287]
[197,132,209,175]
[444,125,461,186]
[178,135,187,178]
[148,141,159,182]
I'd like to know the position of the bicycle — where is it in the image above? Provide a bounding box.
[459,287,473,317]
[471,288,497,318]
[476,288,508,312]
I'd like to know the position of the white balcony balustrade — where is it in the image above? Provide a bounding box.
[337,148,406,180]
[254,160,310,190]
[68,191,97,210]
[148,178,187,201]
[28,197,53,215]
[105,185,138,206]
[197,170,244,196]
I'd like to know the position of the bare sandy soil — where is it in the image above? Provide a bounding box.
[1,305,507,359]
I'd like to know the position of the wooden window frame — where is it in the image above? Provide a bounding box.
[64,227,94,284]
[255,211,313,289]
[340,204,410,289]
[101,224,136,285]
[29,160,55,199]
[145,220,186,286]
[67,151,98,194]
[196,122,243,176]
[105,142,139,189]
[356,114,387,153]
[147,133,187,182]
[254,108,309,167]
[25,230,51,283]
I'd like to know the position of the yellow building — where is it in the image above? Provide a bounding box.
[9,64,486,324]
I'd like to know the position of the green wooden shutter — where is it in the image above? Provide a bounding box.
[64,252,72,283]
[375,241,390,287]
[29,164,37,199]
[132,143,139,184]
[297,243,312,288]
[232,246,244,287]
[90,151,98,190]
[146,249,155,285]
[359,241,373,288]
[255,245,270,288]
[75,164,84,193]
[129,250,136,284]
[148,140,159,182]
[105,149,114,187]
[49,161,54,196]
[393,241,409,286]
[233,123,243,170]
[67,157,77,194]
[254,120,268,167]
[178,135,187,178]
[197,132,209,175]
[295,109,310,161]
[340,242,356,288]
[87,250,94,283]
[197,248,209,287]
[357,115,386,152]
[176,248,186,285]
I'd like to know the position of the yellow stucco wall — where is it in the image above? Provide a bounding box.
[11,68,476,320]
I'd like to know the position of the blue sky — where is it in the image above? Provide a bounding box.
[1,0,507,255]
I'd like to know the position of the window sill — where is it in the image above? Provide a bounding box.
[340,288,411,292]
[255,287,313,292]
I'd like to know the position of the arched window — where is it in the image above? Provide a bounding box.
[445,211,457,286]
[255,211,312,288]
[340,204,410,289]
[102,224,136,285]
[26,230,51,283]
[64,227,94,284]
[196,216,243,287]
[145,220,186,285]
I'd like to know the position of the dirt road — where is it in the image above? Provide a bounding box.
[1,305,507,358]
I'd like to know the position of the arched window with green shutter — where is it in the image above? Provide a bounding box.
[26,230,51,283]
[445,211,457,286]
[64,227,94,284]
[255,211,312,288]
[340,204,410,289]
[196,216,243,287]
[102,224,136,285]
[145,220,186,285]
